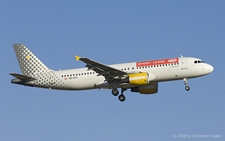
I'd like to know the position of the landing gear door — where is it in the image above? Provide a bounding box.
[181,58,188,69]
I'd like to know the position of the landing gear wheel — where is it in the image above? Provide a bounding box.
[183,78,190,91]
[112,88,119,96]
[118,94,126,102]
[185,86,190,91]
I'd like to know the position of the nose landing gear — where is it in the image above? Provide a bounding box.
[184,78,190,91]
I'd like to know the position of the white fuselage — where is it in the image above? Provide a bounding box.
[25,57,213,90]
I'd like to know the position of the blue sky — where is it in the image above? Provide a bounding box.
[1,1,224,141]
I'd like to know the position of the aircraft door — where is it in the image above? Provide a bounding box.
[181,58,188,69]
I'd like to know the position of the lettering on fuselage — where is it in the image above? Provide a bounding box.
[64,77,78,80]
[136,58,179,67]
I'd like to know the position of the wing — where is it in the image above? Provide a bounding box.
[75,56,127,81]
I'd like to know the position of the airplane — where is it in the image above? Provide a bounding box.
[10,44,214,102]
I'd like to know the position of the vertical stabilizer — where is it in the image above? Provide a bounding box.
[13,44,51,76]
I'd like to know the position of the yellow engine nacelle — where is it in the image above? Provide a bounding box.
[131,83,158,94]
[121,72,149,85]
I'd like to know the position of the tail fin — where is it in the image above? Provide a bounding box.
[13,44,51,76]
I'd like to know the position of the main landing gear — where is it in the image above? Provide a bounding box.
[111,88,127,102]
[184,78,190,91]
[112,88,119,96]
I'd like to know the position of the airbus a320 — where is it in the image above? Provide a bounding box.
[10,44,214,102]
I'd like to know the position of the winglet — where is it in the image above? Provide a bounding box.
[75,55,81,61]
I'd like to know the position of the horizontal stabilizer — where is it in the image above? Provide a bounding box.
[10,73,36,81]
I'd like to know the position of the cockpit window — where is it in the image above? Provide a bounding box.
[194,60,205,64]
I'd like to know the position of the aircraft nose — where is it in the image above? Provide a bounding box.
[209,65,214,73]
[205,64,214,73]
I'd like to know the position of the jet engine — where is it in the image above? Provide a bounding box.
[131,82,158,94]
[121,72,155,85]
